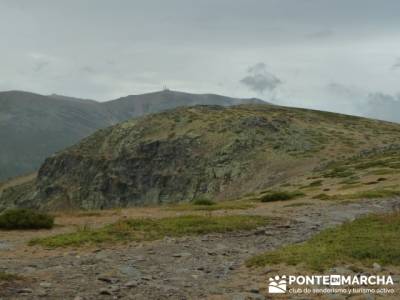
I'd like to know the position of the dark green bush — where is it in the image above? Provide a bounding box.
[309,180,323,187]
[260,191,304,202]
[312,193,332,200]
[0,209,54,230]
[0,272,21,281]
[323,167,355,178]
[192,198,216,206]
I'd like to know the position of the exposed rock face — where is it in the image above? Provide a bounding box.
[0,90,264,180]
[36,137,211,209]
[2,104,400,211]
[33,106,272,209]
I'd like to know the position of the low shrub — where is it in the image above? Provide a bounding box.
[0,209,54,230]
[312,193,333,200]
[0,272,21,281]
[30,215,270,247]
[323,167,355,178]
[192,198,216,206]
[308,180,323,187]
[169,200,254,212]
[247,212,400,271]
[260,191,304,202]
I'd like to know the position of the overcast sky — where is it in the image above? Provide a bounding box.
[1,0,400,121]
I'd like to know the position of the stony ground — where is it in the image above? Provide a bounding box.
[1,198,400,300]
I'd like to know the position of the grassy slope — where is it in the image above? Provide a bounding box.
[167,199,256,211]
[29,106,400,205]
[269,146,400,203]
[0,173,36,197]
[247,212,400,271]
[0,90,263,181]
[51,104,400,193]
[30,215,270,248]
[2,104,400,210]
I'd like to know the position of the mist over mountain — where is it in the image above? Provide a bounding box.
[0,89,265,180]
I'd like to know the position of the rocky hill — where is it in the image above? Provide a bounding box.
[2,104,400,211]
[0,90,263,180]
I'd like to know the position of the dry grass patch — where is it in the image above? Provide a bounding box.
[312,188,400,201]
[30,214,269,248]
[167,200,255,211]
[247,212,400,271]
[0,272,21,282]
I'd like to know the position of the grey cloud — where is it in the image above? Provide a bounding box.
[326,82,363,99]
[33,61,49,72]
[1,0,400,115]
[240,63,282,94]
[392,58,400,70]
[306,29,334,39]
[81,66,96,74]
[28,53,54,73]
[325,83,400,123]
[363,93,400,123]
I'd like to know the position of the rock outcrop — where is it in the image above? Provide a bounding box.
[2,104,400,210]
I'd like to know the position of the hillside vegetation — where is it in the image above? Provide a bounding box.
[1,103,400,211]
[0,90,262,180]
[247,212,400,271]
[274,145,400,203]
[30,215,269,248]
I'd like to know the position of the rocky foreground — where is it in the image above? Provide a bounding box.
[1,198,399,300]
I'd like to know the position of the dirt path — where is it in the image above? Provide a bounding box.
[1,198,399,300]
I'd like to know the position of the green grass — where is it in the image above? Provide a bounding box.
[247,212,400,271]
[350,189,400,199]
[168,200,255,211]
[339,176,360,185]
[323,167,355,178]
[260,191,305,202]
[308,180,323,187]
[339,183,363,190]
[312,188,400,201]
[284,202,310,208]
[0,272,21,281]
[74,211,104,217]
[0,209,54,230]
[30,215,269,248]
[318,150,400,182]
[354,160,388,170]
[299,180,323,190]
[312,193,332,200]
[192,198,216,206]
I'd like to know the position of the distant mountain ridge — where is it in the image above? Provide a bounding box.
[0,89,266,180]
[103,90,264,123]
